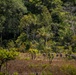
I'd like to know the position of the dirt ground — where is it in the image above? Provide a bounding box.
[1,53,76,75]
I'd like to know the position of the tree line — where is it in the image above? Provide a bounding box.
[0,0,76,52]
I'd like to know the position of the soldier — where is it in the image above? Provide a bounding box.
[36,72,38,75]
[56,53,59,57]
[33,51,36,60]
[65,54,68,57]
[31,51,36,60]
[43,53,46,60]
[60,53,62,57]
[43,53,46,57]
[48,53,54,64]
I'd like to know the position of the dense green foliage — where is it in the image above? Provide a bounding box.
[0,47,19,71]
[0,0,76,52]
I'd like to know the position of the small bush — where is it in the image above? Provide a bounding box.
[61,65,76,75]
[0,72,9,75]
[0,72,4,75]
[29,49,39,54]
[25,57,30,60]
[13,72,19,75]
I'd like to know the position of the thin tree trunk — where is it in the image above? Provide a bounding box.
[26,26,30,39]
[0,33,2,46]
[0,65,2,72]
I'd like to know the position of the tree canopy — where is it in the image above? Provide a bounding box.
[0,0,76,52]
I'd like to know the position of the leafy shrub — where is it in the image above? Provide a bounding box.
[0,48,19,71]
[25,57,30,60]
[7,40,15,48]
[0,72,9,75]
[61,65,76,75]
[29,49,39,54]
[13,72,19,75]
[9,48,18,51]
[0,72,4,75]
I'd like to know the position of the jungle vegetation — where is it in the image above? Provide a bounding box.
[0,0,76,53]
